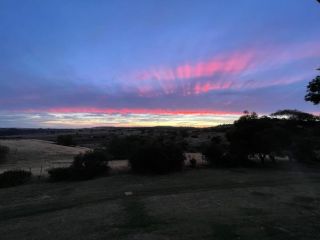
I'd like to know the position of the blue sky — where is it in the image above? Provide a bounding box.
[0,0,320,127]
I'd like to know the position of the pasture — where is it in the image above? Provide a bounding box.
[1,167,320,240]
[0,139,89,175]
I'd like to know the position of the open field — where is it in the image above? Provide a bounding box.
[1,167,320,240]
[0,139,208,174]
[0,139,89,175]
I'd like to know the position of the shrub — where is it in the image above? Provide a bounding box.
[72,149,110,180]
[189,158,197,168]
[180,129,189,138]
[0,145,9,163]
[48,149,110,181]
[0,170,32,188]
[202,136,251,168]
[107,136,146,159]
[56,135,75,146]
[292,138,319,162]
[129,141,185,174]
[203,142,226,167]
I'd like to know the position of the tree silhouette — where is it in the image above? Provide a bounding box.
[271,109,319,121]
[305,69,320,105]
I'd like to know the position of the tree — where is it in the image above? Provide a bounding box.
[305,68,320,105]
[202,136,229,167]
[271,109,319,122]
[227,113,289,165]
[72,149,110,179]
[106,135,146,159]
[129,140,185,174]
[48,149,111,181]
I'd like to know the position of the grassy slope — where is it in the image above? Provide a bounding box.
[1,168,320,240]
[0,139,89,174]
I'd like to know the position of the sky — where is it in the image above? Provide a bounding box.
[0,0,320,128]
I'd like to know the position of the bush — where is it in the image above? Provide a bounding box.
[107,136,146,159]
[203,142,226,167]
[48,149,110,181]
[72,149,110,180]
[56,135,75,146]
[0,170,32,188]
[292,138,319,162]
[0,145,9,163]
[129,141,185,174]
[203,136,252,167]
[189,158,197,168]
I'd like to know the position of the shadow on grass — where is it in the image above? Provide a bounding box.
[211,223,239,240]
[112,198,166,238]
[240,207,268,216]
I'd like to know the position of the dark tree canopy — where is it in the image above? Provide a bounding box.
[271,109,319,121]
[56,134,75,146]
[129,140,185,174]
[226,113,289,164]
[305,69,320,105]
[0,145,9,163]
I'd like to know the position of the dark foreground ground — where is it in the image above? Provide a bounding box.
[1,166,320,240]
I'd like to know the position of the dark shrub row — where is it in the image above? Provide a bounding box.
[48,149,110,181]
[0,170,32,188]
[129,140,185,174]
[203,110,320,167]
[0,145,9,163]
[56,135,76,146]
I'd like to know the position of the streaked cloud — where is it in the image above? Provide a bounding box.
[0,1,319,127]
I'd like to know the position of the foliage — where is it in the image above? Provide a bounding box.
[189,158,197,168]
[129,139,185,174]
[223,110,320,165]
[226,112,290,164]
[72,149,110,179]
[107,135,188,160]
[56,135,75,146]
[291,138,320,162]
[271,109,319,121]
[305,69,320,104]
[48,149,110,181]
[107,136,146,159]
[203,137,228,167]
[180,129,189,138]
[0,170,32,188]
[0,145,9,163]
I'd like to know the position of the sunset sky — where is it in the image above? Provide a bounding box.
[0,0,320,128]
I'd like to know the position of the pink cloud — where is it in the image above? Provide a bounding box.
[136,51,254,82]
[124,41,320,97]
[125,51,256,96]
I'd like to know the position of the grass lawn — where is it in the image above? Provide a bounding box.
[1,167,320,239]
